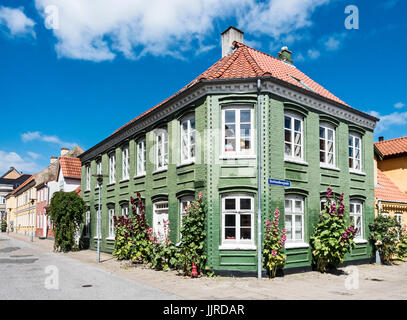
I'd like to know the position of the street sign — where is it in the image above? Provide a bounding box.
[268,178,291,187]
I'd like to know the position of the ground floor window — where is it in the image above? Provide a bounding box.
[121,204,129,217]
[153,201,169,242]
[350,200,363,240]
[395,213,403,225]
[221,194,254,248]
[108,207,115,238]
[285,195,305,244]
[85,211,90,237]
[179,196,194,239]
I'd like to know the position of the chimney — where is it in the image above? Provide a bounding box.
[379,136,384,142]
[221,26,244,58]
[278,46,293,64]
[60,148,69,156]
[50,157,58,164]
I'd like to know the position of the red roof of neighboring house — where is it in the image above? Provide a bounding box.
[375,136,407,158]
[375,169,407,202]
[74,185,81,196]
[113,42,348,135]
[59,156,81,179]
[10,174,36,195]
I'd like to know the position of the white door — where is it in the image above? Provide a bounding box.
[153,201,169,242]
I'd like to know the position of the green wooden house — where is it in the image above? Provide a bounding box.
[79,26,379,275]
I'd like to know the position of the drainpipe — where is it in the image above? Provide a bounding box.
[257,78,262,279]
[43,182,48,238]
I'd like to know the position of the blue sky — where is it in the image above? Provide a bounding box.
[0,0,406,174]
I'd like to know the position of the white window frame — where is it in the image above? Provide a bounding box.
[350,200,364,240]
[96,160,102,175]
[349,132,362,172]
[179,196,194,239]
[155,129,168,171]
[121,204,129,217]
[85,211,90,237]
[220,194,255,249]
[86,165,90,191]
[381,212,389,217]
[319,122,336,168]
[109,153,116,184]
[122,146,130,180]
[395,213,403,225]
[284,195,305,245]
[108,207,115,239]
[284,112,304,162]
[222,106,255,157]
[153,201,169,242]
[180,114,196,164]
[136,138,146,176]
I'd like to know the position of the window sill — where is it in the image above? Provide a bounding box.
[349,170,366,176]
[177,161,195,168]
[93,236,101,240]
[285,242,309,249]
[106,182,116,187]
[119,179,129,183]
[153,168,168,174]
[284,158,308,166]
[106,236,116,241]
[218,244,256,251]
[354,239,368,244]
[134,174,146,179]
[320,164,340,172]
[219,155,256,160]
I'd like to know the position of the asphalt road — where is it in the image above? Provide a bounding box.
[0,234,179,300]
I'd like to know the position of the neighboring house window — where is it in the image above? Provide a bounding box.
[0,196,5,204]
[319,123,335,167]
[381,212,389,217]
[395,213,403,225]
[222,106,254,156]
[108,207,115,238]
[109,153,116,184]
[122,146,129,180]
[86,165,90,191]
[137,139,146,176]
[349,132,362,171]
[350,200,363,240]
[156,129,168,170]
[153,201,169,241]
[121,204,129,216]
[285,195,305,244]
[85,211,90,237]
[181,114,195,163]
[179,196,194,238]
[221,194,254,247]
[284,112,303,161]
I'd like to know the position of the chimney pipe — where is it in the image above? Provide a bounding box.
[221,26,244,58]
[60,148,69,156]
[50,157,58,164]
[379,136,384,142]
[278,46,293,64]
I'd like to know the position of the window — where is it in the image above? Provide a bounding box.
[156,129,168,170]
[395,213,403,225]
[181,115,196,163]
[179,196,194,238]
[350,201,363,240]
[86,165,90,191]
[221,194,254,248]
[320,197,336,212]
[222,106,254,156]
[319,123,335,167]
[122,146,129,180]
[121,204,129,217]
[108,208,115,238]
[349,133,362,171]
[96,160,102,175]
[381,212,389,217]
[109,153,116,184]
[285,196,305,244]
[0,196,5,204]
[153,201,169,242]
[85,211,90,237]
[137,139,146,175]
[284,113,303,161]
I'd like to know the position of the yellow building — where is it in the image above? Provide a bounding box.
[374,137,407,227]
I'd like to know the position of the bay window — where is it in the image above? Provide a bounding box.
[350,200,363,240]
[349,132,362,172]
[156,129,168,170]
[181,115,195,163]
[284,112,303,161]
[319,123,335,167]
[284,195,305,244]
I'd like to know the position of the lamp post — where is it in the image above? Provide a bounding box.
[30,198,35,242]
[93,174,107,263]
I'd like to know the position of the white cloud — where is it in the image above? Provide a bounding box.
[0,6,36,38]
[323,33,346,51]
[394,102,405,109]
[21,131,76,148]
[0,151,42,174]
[369,110,407,134]
[34,0,330,62]
[27,151,41,160]
[307,48,320,60]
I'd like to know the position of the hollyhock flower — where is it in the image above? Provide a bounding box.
[272,250,277,256]
[198,193,203,199]
[327,188,333,199]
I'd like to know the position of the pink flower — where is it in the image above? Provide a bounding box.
[198,193,203,199]
[271,250,277,256]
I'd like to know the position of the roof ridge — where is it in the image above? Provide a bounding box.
[241,45,267,76]
[375,136,407,145]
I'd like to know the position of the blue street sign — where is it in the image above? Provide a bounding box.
[268,178,291,187]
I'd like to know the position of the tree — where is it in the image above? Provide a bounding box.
[49,191,85,252]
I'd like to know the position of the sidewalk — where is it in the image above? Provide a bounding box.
[6,232,407,299]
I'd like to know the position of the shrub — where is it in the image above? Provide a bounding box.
[1,219,6,232]
[310,188,357,273]
[112,215,135,260]
[398,226,407,259]
[369,215,401,264]
[263,208,286,278]
[49,191,85,252]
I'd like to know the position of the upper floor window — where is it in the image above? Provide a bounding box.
[284,112,303,161]
[285,195,305,244]
[122,145,129,180]
[319,123,335,167]
[86,165,90,191]
[181,114,195,164]
[350,200,363,240]
[349,132,362,172]
[96,159,102,175]
[222,106,254,156]
[109,153,116,184]
[156,129,168,170]
[137,139,146,176]
[221,194,254,248]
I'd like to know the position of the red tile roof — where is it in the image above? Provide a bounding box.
[59,156,81,179]
[375,169,407,202]
[375,136,407,158]
[10,174,36,195]
[113,42,348,135]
